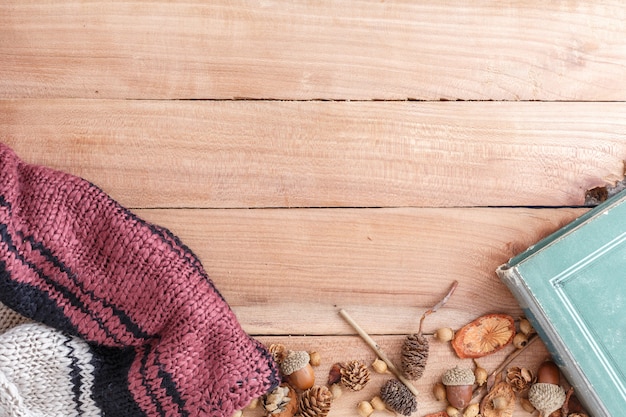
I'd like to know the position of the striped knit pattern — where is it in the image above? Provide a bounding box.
[0,143,280,417]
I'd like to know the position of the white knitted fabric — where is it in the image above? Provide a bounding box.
[0,302,100,417]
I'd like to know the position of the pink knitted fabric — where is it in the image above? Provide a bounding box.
[0,143,279,417]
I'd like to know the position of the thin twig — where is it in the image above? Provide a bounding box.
[474,333,539,397]
[339,308,420,398]
[418,280,458,334]
[561,386,574,417]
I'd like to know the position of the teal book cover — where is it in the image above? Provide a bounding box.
[496,190,626,417]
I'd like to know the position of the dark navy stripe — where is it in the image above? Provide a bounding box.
[62,335,84,415]
[0,194,10,210]
[140,344,167,417]
[21,233,153,341]
[158,362,189,417]
[0,259,79,335]
[0,223,125,345]
[89,344,147,417]
[256,343,281,390]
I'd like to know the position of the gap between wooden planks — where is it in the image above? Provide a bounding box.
[2,1,626,100]
[2,100,625,209]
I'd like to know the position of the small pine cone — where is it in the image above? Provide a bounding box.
[379,379,418,416]
[401,333,429,380]
[298,385,333,417]
[339,360,371,391]
[268,344,288,365]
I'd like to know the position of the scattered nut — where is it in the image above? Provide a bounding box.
[231,410,243,417]
[309,351,321,367]
[463,403,480,417]
[432,381,447,401]
[446,405,461,417]
[473,361,488,387]
[370,395,387,411]
[513,333,529,349]
[519,318,534,335]
[328,363,341,385]
[357,401,374,417]
[371,358,389,374]
[434,327,455,342]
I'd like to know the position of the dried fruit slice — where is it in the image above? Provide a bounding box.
[452,314,515,358]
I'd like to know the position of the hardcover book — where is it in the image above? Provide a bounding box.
[496,190,626,417]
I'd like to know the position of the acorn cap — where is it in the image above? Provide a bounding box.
[281,350,311,376]
[528,383,566,416]
[442,366,476,386]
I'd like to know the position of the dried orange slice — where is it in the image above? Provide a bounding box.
[451,314,515,358]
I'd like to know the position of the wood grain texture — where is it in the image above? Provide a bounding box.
[1,1,615,415]
[2,100,626,208]
[133,207,586,335]
[2,1,626,100]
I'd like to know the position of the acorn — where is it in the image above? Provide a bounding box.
[441,366,475,410]
[281,350,315,390]
[528,361,566,416]
[528,383,566,416]
[536,360,560,385]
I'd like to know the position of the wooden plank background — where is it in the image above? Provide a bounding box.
[2,1,624,416]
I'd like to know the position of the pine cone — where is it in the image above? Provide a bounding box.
[505,366,534,392]
[401,333,429,380]
[379,379,418,416]
[268,343,288,365]
[298,385,333,417]
[339,360,370,391]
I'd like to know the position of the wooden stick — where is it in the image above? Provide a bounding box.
[338,308,420,398]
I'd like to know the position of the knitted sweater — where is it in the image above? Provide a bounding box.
[0,143,280,417]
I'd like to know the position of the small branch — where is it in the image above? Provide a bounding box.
[339,308,420,398]
[491,333,539,377]
[418,280,458,334]
[474,333,539,397]
[561,386,574,417]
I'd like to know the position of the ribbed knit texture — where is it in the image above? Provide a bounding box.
[0,143,280,417]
